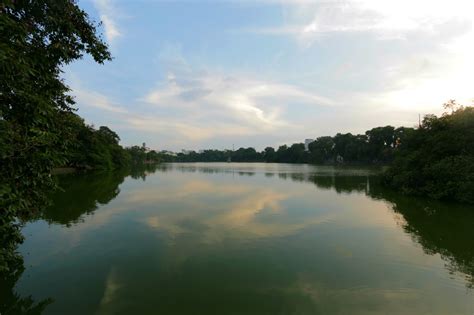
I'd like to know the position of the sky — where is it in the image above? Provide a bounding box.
[67,0,474,151]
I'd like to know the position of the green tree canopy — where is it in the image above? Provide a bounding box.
[0,0,111,276]
[385,104,474,203]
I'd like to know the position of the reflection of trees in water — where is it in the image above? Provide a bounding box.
[0,268,52,315]
[129,164,166,180]
[305,175,474,289]
[369,186,474,288]
[42,171,126,225]
[172,166,474,289]
[172,165,259,176]
[1,165,160,315]
[43,165,159,225]
[308,175,369,194]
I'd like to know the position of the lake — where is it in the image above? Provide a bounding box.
[8,163,474,314]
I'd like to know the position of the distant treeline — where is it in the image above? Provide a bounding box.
[173,103,474,204]
[57,104,474,205]
[174,125,413,164]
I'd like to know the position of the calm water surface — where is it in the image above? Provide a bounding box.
[9,163,474,314]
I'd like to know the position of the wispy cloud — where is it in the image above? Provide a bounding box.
[93,0,121,44]
[244,0,473,44]
[74,87,129,114]
[143,64,333,128]
[241,0,473,115]
[134,60,335,147]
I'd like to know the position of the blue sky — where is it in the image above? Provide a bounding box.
[67,0,473,151]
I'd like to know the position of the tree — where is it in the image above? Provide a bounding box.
[385,105,474,203]
[309,136,334,164]
[97,126,120,145]
[275,145,289,163]
[333,133,362,162]
[0,0,110,276]
[233,147,261,162]
[366,126,396,162]
[126,145,148,164]
[287,143,307,163]
[442,99,461,114]
[263,147,276,162]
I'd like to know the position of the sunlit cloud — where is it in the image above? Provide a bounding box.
[142,68,333,131]
[113,54,334,148]
[359,31,474,114]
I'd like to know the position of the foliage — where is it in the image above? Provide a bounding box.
[63,113,131,170]
[175,149,232,162]
[308,136,334,163]
[385,104,474,203]
[124,145,173,165]
[0,262,52,315]
[263,147,276,162]
[173,126,413,165]
[41,170,128,226]
[0,0,110,277]
[232,147,262,162]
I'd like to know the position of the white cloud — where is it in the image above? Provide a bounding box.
[142,67,333,132]
[247,0,473,44]
[127,69,333,147]
[373,48,474,113]
[94,0,121,44]
[244,0,473,116]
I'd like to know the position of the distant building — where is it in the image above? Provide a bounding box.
[304,139,314,151]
